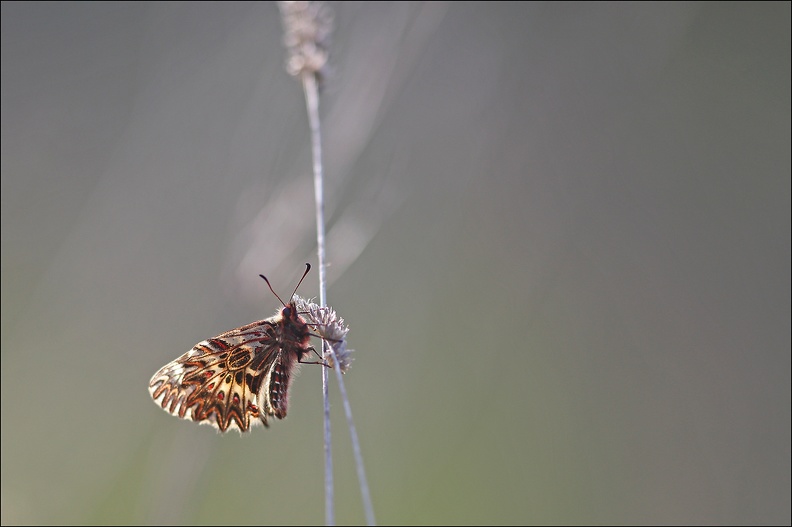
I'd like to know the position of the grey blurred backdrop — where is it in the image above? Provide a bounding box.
[2,2,790,525]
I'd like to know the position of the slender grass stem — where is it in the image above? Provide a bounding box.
[281,3,375,524]
[300,70,335,526]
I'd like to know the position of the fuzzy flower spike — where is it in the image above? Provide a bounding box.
[294,295,353,373]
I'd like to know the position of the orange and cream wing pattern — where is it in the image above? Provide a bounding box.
[149,319,287,432]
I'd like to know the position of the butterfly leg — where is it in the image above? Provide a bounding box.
[299,346,330,367]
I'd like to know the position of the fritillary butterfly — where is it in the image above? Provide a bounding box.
[148,264,324,432]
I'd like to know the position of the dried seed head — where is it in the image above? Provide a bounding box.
[278,1,333,79]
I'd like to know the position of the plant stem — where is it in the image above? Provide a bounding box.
[301,71,334,526]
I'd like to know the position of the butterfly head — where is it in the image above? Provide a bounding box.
[279,302,308,331]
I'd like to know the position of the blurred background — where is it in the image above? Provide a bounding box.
[2,2,789,525]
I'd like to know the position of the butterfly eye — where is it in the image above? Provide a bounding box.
[282,306,292,317]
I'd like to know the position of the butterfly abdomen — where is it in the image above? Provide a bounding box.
[268,359,294,419]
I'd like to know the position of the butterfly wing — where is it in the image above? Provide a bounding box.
[149,319,281,432]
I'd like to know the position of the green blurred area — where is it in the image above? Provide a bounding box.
[2,2,790,525]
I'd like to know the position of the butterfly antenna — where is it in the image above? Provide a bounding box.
[290,263,311,301]
[259,274,287,307]
[259,263,311,306]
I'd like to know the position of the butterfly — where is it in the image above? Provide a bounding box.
[148,264,326,432]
